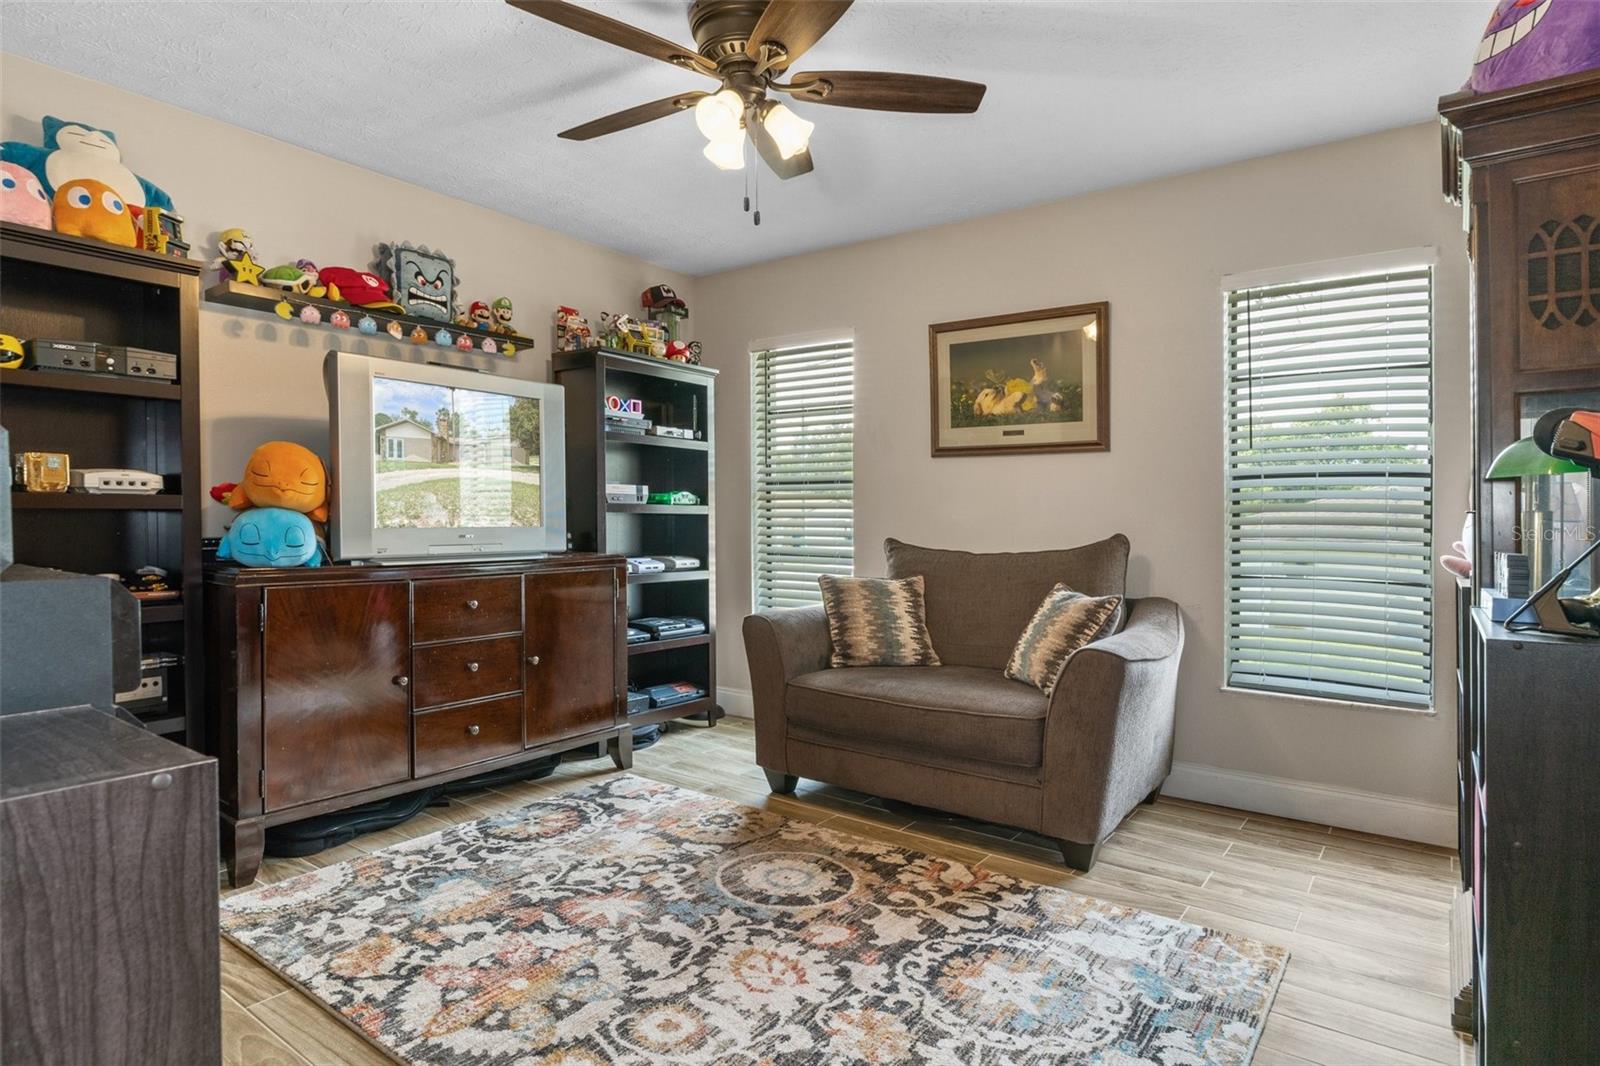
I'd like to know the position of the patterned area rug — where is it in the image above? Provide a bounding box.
[221,775,1287,1065]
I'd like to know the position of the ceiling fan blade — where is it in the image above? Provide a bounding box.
[743,0,852,72]
[506,0,718,78]
[747,106,814,181]
[558,92,707,141]
[782,70,986,113]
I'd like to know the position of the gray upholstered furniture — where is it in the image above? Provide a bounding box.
[743,535,1184,871]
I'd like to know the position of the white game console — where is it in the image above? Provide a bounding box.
[70,468,163,494]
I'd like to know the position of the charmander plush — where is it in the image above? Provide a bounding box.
[213,441,329,523]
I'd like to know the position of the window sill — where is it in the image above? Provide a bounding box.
[1218,685,1436,718]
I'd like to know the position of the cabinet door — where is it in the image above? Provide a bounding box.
[525,568,620,746]
[261,581,412,809]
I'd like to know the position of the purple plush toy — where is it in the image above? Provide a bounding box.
[1467,0,1600,94]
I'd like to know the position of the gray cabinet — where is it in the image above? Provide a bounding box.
[1,706,220,1065]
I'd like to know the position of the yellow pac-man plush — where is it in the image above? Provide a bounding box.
[0,334,24,370]
[53,179,137,247]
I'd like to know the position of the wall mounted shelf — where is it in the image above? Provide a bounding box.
[203,280,540,355]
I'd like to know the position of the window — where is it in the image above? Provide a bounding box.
[752,338,854,609]
[1224,261,1434,709]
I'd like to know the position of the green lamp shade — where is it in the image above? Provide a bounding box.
[1485,436,1587,480]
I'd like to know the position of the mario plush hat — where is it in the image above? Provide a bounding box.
[641,284,687,314]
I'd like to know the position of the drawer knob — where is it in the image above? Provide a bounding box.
[467,661,480,673]
[527,655,541,667]
[149,772,173,791]
[467,724,481,736]
[466,599,479,610]
[393,675,410,688]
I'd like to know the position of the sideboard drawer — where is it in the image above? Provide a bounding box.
[414,576,521,643]
[412,635,522,709]
[413,697,522,777]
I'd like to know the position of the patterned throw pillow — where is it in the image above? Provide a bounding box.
[1005,584,1123,695]
[818,574,942,668]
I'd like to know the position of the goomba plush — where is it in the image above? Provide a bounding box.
[216,508,324,568]
[218,441,330,523]
[53,178,137,246]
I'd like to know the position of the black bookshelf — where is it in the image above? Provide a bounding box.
[552,348,722,729]
[0,222,203,746]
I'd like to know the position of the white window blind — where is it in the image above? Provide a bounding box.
[752,339,854,610]
[1225,265,1434,708]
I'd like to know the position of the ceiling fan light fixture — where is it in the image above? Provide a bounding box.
[694,88,745,140]
[762,102,814,160]
[702,128,747,171]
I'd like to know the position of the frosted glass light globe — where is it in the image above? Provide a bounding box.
[762,103,814,160]
[694,89,744,140]
[703,129,746,171]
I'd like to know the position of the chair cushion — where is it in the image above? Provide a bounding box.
[818,574,940,668]
[786,665,1048,769]
[885,535,1130,669]
[1005,585,1123,695]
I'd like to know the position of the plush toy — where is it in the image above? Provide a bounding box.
[216,441,329,523]
[216,507,325,568]
[54,179,137,246]
[491,297,514,335]
[0,161,51,228]
[0,333,25,370]
[1467,0,1600,93]
[375,242,458,322]
[213,228,263,284]
[0,116,173,211]
[260,262,318,294]
[456,300,492,331]
[318,265,401,309]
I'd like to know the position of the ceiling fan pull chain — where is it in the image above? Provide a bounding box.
[753,150,762,226]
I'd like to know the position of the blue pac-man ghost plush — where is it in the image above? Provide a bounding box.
[216,507,325,568]
[0,116,174,211]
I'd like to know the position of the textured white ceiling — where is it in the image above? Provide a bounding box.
[1,1,1486,275]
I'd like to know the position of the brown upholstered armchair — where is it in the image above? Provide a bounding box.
[742,535,1184,871]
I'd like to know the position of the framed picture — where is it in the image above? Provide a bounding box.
[929,302,1109,457]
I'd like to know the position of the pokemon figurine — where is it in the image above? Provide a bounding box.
[216,441,329,523]
[53,179,137,246]
[0,161,51,229]
[0,116,173,211]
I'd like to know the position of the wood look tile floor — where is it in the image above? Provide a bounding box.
[220,718,1471,1066]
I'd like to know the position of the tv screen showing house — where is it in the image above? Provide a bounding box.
[371,375,542,529]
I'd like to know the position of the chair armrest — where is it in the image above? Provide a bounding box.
[1041,597,1185,843]
[742,606,831,773]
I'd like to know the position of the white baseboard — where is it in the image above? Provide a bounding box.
[717,687,754,719]
[1163,760,1457,848]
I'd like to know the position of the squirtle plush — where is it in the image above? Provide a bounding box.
[53,179,137,247]
[217,441,330,523]
[0,161,51,228]
[216,508,325,568]
[1,116,173,211]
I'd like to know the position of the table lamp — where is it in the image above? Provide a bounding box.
[1484,412,1600,637]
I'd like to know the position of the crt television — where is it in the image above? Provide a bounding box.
[325,350,566,562]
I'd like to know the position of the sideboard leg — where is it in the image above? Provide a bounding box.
[608,727,633,771]
[223,815,265,888]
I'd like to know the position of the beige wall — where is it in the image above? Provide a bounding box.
[1,56,694,536]
[696,123,1469,825]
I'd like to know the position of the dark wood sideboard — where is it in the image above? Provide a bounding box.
[1,706,220,1065]
[1454,602,1599,1061]
[205,554,629,885]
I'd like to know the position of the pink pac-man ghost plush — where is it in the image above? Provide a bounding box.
[0,161,51,228]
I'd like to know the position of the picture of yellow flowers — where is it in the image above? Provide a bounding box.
[929,302,1110,456]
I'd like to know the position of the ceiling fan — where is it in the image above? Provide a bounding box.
[506,0,986,190]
